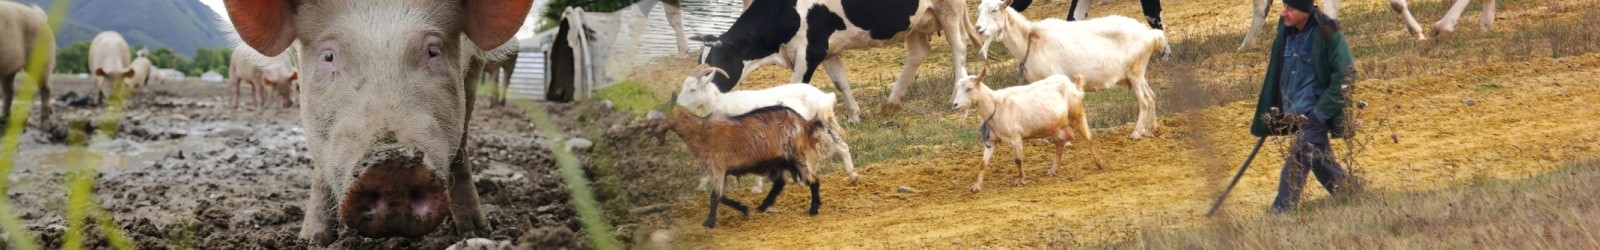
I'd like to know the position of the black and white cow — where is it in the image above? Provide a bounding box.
[689,0,974,122]
[1010,0,1164,30]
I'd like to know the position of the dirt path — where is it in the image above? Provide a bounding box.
[687,43,1600,250]
[624,0,1600,247]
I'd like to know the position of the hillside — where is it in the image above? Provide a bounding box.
[13,0,228,57]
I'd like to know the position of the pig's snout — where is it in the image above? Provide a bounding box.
[339,147,450,238]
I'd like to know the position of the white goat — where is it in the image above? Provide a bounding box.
[953,70,1104,193]
[677,65,858,183]
[974,0,1169,140]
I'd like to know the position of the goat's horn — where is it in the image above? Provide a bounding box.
[1001,0,1014,9]
[975,67,989,82]
[705,67,731,79]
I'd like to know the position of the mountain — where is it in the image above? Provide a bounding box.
[12,0,230,58]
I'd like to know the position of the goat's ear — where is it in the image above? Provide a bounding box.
[974,67,989,84]
[224,0,298,56]
[463,0,534,49]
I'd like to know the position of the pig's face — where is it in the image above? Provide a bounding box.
[225,0,531,239]
[298,1,467,238]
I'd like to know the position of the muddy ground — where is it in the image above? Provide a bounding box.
[3,77,655,249]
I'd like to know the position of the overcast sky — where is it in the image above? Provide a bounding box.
[199,0,547,40]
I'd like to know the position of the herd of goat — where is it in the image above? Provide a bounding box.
[650,0,1168,228]
[647,0,1498,228]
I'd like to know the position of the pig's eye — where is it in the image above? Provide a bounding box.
[320,51,334,63]
[426,46,441,58]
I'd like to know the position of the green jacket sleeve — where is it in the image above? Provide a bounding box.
[1316,32,1354,124]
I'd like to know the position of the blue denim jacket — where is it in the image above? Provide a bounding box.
[1279,27,1319,118]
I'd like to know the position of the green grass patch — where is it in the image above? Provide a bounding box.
[593,80,662,116]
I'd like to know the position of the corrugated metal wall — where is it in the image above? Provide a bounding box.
[505,0,743,101]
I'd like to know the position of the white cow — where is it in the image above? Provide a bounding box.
[1241,0,1497,49]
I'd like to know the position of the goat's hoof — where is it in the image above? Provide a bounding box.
[702,220,716,229]
[808,208,820,216]
[760,208,782,214]
[969,185,983,193]
[849,174,860,184]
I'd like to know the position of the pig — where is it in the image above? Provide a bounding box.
[260,64,299,107]
[88,31,135,104]
[127,57,154,90]
[228,47,266,108]
[222,0,533,245]
[230,44,300,108]
[479,39,517,107]
[0,2,55,121]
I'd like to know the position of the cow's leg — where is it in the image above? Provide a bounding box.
[820,58,860,122]
[1140,0,1163,29]
[884,35,931,115]
[1389,0,1429,40]
[1068,0,1090,20]
[934,0,971,96]
[1431,0,1481,38]
[665,2,688,55]
[1240,0,1272,50]
[1320,0,1340,19]
[1479,0,1496,31]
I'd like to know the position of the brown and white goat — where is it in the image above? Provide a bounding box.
[953,70,1105,193]
[653,105,824,228]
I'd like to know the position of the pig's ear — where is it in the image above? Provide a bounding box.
[225,0,299,56]
[289,72,299,81]
[94,68,107,77]
[462,0,534,49]
[121,69,137,78]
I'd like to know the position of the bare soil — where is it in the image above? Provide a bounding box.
[4,77,640,249]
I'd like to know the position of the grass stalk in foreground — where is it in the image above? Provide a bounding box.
[508,96,621,249]
[1,0,73,248]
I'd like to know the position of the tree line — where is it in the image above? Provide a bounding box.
[53,41,234,78]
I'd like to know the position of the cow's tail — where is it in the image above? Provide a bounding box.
[1152,29,1171,61]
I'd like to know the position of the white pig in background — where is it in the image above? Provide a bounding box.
[89,31,134,103]
[0,2,55,121]
[222,0,533,245]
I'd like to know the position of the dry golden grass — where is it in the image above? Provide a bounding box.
[618,0,1600,247]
